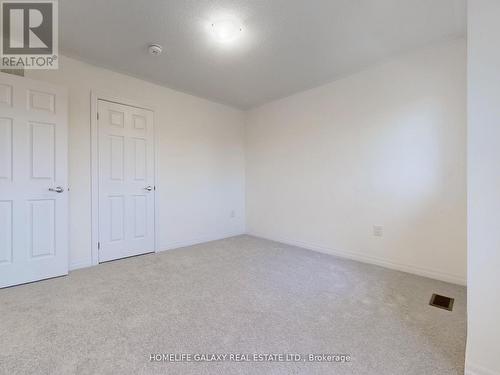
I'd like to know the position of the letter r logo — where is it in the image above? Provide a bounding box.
[2,1,53,54]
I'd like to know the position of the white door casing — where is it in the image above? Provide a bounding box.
[0,72,68,288]
[97,100,155,262]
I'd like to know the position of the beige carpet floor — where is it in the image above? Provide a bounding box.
[0,235,466,375]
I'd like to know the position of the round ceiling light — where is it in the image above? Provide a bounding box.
[211,19,243,43]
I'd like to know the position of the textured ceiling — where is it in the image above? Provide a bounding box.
[60,0,466,109]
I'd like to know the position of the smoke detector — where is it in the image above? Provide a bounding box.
[148,44,163,56]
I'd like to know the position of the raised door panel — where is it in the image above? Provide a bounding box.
[30,122,55,180]
[109,135,124,181]
[29,200,56,258]
[133,195,147,239]
[28,90,55,113]
[132,114,146,130]
[109,109,125,128]
[109,195,125,242]
[0,201,13,263]
[0,118,13,180]
[0,83,13,107]
[133,138,147,181]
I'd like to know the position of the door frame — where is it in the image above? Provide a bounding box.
[90,90,158,266]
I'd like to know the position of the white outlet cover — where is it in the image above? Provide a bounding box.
[373,225,384,237]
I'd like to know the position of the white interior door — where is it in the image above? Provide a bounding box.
[97,100,155,262]
[0,72,68,288]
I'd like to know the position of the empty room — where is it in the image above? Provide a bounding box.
[0,0,499,374]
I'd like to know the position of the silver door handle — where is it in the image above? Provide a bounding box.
[49,186,64,193]
[144,186,153,191]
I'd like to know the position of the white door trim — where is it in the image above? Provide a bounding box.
[90,90,158,266]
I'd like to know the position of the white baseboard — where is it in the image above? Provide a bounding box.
[68,232,244,272]
[159,231,245,252]
[466,363,499,375]
[248,231,466,286]
[69,259,92,271]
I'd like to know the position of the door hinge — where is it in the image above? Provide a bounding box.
[97,242,100,250]
[97,112,99,120]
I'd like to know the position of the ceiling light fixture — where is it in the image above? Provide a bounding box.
[211,19,243,43]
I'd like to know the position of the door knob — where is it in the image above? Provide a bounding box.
[144,186,153,191]
[49,186,64,193]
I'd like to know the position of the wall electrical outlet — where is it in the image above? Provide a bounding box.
[373,225,384,237]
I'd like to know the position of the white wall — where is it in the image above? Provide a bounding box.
[27,56,246,270]
[245,39,467,285]
[466,1,500,374]
[22,40,468,289]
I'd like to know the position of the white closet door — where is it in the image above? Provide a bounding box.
[0,72,68,288]
[97,100,155,262]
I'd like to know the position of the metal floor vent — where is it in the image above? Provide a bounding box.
[429,294,454,311]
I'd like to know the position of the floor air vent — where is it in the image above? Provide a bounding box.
[429,294,454,311]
